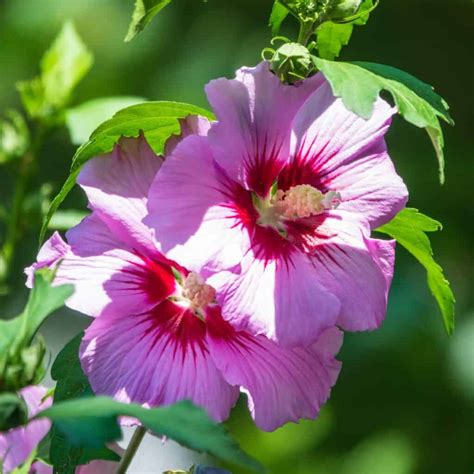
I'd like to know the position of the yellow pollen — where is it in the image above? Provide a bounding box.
[275,184,341,219]
[182,272,216,310]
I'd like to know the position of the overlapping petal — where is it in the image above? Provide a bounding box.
[146,63,407,341]
[207,251,340,346]
[80,301,239,422]
[206,62,325,191]
[146,135,249,273]
[206,308,342,431]
[305,211,396,331]
[28,215,175,318]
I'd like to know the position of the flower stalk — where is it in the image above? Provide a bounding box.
[116,426,147,474]
[297,19,316,46]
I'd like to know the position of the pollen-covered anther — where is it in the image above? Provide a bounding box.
[276,185,341,219]
[182,272,216,310]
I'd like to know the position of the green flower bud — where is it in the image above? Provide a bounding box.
[0,337,46,392]
[270,42,314,84]
[0,392,29,431]
[328,0,362,20]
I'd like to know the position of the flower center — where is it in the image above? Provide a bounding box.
[253,183,340,231]
[181,272,216,314]
[276,185,341,219]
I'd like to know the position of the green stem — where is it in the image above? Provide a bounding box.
[297,19,316,46]
[0,125,44,287]
[116,426,146,474]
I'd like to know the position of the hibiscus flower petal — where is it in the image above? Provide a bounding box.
[308,211,396,331]
[287,79,407,228]
[207,251,340,347]
[146,134,249,273]
[164,115,212,156]
[28,215,175,318]
[206,309,342,431]
[205,62,325,193]
[80,301,239,422]
[77,135,162,254]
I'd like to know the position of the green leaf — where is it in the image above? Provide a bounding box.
[125,0,173,42]
[17,21,93,122]
[51,333,92,402]
[0,269,73,391]
[313,58,453,183]
[41,21,93,109]
[376,208,455,335]
[49,333,119,474]
[39,397,264,473]
[351,61,454,125]
[40,101,214,244]
[0,110,30,164]
[316,1,377,60]
[269,1,290,35]
[47,210,88,231]
[0,270,73,354]
[66,96,146,145]
[316,22,353,60]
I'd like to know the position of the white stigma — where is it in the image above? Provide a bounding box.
[275,185,341,219]
[182,272,216,311]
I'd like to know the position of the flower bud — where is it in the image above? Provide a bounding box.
[328,0,363,20]
[0,337,46,392]
[0,392,29,431]
[270,42,314,84]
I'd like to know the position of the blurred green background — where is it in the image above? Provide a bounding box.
[0,0,472,473]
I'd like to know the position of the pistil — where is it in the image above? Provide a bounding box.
[254,183,341,232]
[182,272,216,314]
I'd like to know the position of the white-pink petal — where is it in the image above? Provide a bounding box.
[206,315,342,431]
[77,135,162,255]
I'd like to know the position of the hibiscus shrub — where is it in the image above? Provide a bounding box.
[0,1,458,473]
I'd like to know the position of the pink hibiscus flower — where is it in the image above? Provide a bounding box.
[145,62,408,346]
[0,386,122,473]
[27,135,342,431]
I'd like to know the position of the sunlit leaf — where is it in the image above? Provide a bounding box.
[40,101,214,243]
[313,58,453,182]
[0,110,30,164]
[125,0,174,42]
[47,210,88,231]
[377,208,455,335]
[16,21,93,122]
[66,96,145,145]
[269,1,290,35]
[40,21,93,109]
[316,0,377,60]
[40,397,264,473]
[0,270,73,365]
[316,22,353,60]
